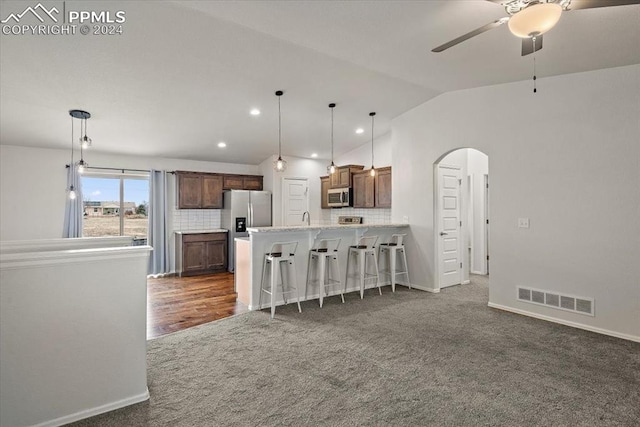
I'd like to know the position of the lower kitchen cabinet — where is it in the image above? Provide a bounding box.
[177,232,227,276]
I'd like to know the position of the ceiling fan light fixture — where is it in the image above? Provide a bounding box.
[508,2,562,38]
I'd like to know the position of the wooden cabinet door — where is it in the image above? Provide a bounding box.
[183,241,206,272]
[329,170,341,188]
[202,175,223,208]
[178,174,202,209]
[206,240,227,271]
[320,176,330,209]
[338,168,351,187]
[353,172,374,208]
[375,167,392,208]
[223,175,244,190]
[243,175,263,191]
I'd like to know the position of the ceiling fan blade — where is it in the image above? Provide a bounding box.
[565,0,640,10]
[521,35,543,56]
[432,18,509,53]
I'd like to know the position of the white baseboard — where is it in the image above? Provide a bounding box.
[408,283,440,293]
[488,302,640,343]
[462,280,470,285]
[32,388,150,427]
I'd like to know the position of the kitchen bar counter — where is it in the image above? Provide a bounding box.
[247,223,408,233]
[236,223,410,310]
[174,229,228,234]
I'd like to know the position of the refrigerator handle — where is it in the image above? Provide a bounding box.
[249,202,253,227]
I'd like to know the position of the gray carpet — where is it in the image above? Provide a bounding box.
[73,276,640,426]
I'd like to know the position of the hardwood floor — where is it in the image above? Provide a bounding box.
[147,272,249,339]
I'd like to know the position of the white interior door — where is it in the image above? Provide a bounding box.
[437,165,462,288]
[282,178,309,226]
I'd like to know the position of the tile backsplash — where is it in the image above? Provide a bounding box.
[330,208,391,224]
[172,209,221,231]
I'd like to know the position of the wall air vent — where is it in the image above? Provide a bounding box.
[517,287,594,316]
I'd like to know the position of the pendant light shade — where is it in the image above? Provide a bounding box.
[328,103,336,175]
[508,2,562,38]
[369,112,376,177]
[273,90,287,172]
[80,116,92,149]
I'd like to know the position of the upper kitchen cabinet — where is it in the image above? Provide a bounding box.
[222,174,263,191]
[202,174,223,208]
[352,170,375,208]
[352,166,392,208]
[320,176,330,209]
[176,172,223,209]
[374,167,392,208]
[330,165,364,189]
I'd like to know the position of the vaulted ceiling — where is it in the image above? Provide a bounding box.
[1,0,638,164]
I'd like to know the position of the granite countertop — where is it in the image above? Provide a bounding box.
[247,223,409,233]
[174,229,228,235]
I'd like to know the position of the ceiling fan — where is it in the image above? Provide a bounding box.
[432,0,640,56]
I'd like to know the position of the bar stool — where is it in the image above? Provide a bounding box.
[305,238,344,308]
[378,234,411,292]
[345,235,381,299]
[259,242,302,319]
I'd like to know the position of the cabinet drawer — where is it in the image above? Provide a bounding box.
[182,232,227,243]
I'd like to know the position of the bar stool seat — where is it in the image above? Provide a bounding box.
[259,242,302,319]
[345,235,381,299]
[305,238,344,307]
[378,234,411,292]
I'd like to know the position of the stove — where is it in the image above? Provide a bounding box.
[338,216,363,225]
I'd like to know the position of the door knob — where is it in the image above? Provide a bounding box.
[440,232,448,236]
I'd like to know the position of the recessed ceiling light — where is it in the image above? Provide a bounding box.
[250,108,260,116]
[311,153,318,158]
[355,128,364,134]
[217,142,227,148]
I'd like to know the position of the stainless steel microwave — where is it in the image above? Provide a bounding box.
[327,187,352,207]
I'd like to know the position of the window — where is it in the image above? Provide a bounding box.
[81,172,149,239]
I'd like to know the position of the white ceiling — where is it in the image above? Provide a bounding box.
[1,0,638,165]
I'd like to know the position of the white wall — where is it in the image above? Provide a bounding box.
[334,132,392,168]
[0,145,259,242]
[392,65,640,340]
[259,155,329,226]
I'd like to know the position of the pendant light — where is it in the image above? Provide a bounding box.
[328,103,336,175]
[273,90,287,172]
[70,110,91,174]
[80,115,92,149]
[369,112,376,177]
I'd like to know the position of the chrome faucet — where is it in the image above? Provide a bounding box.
[302,211,310,226]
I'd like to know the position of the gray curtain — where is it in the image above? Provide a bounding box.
[148,169,169,275]
[63,163,83,238]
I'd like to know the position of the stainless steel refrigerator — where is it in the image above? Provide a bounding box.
[222,190,272,272]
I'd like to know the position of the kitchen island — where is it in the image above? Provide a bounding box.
[235,223,410,310]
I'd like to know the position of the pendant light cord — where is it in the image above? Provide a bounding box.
[80,118,84,159]
[278,95,282,157]
[70,116,74,165]
[371,113,375,167]
[330,105,334,163]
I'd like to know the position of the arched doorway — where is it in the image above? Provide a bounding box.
[434,148,489,289]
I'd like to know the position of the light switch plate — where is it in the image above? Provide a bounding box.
[403,215,409,223]
[518,218,530,228]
